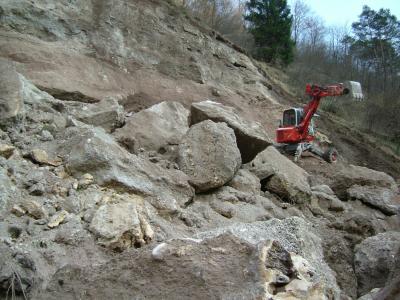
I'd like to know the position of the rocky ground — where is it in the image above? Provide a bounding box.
[0,0,400,299]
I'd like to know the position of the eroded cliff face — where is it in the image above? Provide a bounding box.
[0,0,284,131]
[0,1,399,299]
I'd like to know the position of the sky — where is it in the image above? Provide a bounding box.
[287,0,400,27]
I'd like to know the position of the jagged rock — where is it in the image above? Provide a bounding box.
[331,165,398,199]
[11,204,26,217]
[357,288,381,300]
[348,185,398,216]
[20,199,47,220]
[63,126,194,212]
[47,210,69,228]
[196,217,341,298]
[89,197,153,251]
[65,97,125,133]
[323,232,358,299]
[78,173,94,189]
[177,120,241,192]
[245,146,311,204]
[0,144,15,159]
[41,231,335,299]
[354,231,400,296]
[29,149,62,167]
[0,59,24,124]
[114,101,189,154]
[226,169,261,195]
[371,247,400,300]
[0,244,36,296]
[40,130,54,141]
[190,100,272,163]
[312,187,346,212]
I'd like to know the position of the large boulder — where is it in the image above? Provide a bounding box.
[190,100,272,163]
[244,146,311,203]
[114,101,189,153]
[354,231,400,297]
[196,217,341,299]
[64,97,124,133]
[40,227,338,299]
[62,126,194,213]
[0,59,24,124]
[348,185,399,216]
[177,120,241,192]
[331,165,398,199]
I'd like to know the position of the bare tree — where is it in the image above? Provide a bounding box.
[291,0,310,45]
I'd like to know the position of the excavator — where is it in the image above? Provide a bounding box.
[275,81,363,163]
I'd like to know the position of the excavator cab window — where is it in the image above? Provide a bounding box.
[282,109,296,126]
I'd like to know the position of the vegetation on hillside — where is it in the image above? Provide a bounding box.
[178,0,400,154]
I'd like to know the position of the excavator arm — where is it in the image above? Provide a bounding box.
[297,83,349,140]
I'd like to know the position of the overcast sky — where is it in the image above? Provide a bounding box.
[286,0,400,27]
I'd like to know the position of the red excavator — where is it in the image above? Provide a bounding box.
[275,81,363,163]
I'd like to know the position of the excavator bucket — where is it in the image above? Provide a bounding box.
[344,81,363,100]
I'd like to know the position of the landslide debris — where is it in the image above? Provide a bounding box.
[0,0,399,299]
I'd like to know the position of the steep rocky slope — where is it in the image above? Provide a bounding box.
[0,0,399,299]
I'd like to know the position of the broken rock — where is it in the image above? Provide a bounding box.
[65,97,124,133]
[331,165,398,199]
[354,231,400,297]
[245,146,311,204]
[89,198,153,251]
[348,185,399,216]
[63,126,194,212]
[0,144,15,158]
[190,100,272,163]
[114,101,189,154]
[0,59,24,124]
[178,120,241,192]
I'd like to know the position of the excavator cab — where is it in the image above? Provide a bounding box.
[282,108,303,127]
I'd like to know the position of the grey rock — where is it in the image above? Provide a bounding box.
[348,185,399,216]
[190,100,272,163]
[65,97,125,133]
[196,217,341,298]
[89,198,153,251]
[245,146,311,204]
[40,130,54,141]
[331,165,398,199]
[41,232,334,299]
[114,101,189,153]
[354,231,400,296]
[0,59,24,124]
[63,126,194,212]
[312,191,345,212]
[177,120,241,192]
[226,169,261,195]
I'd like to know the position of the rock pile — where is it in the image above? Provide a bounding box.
[0,0,399,298]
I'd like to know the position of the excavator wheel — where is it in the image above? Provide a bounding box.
[323,147,338,163]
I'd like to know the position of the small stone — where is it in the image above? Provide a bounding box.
[11,205,26,217]
[0,144,15,159]
[30,149,62,166]
[78,173,94,189]
[21,199,47,219]
[34,219,47,225]
[28,183,45,196]
[40,130,54,141]
[48,210,69,228]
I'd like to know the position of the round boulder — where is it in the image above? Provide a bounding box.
[178,120,241,192]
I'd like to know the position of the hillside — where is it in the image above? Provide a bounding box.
[0,0,399,299]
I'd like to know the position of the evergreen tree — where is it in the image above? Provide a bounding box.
[245,0,294,65]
